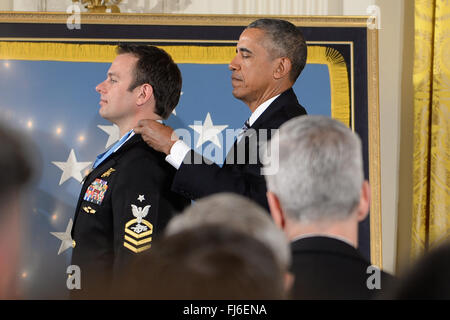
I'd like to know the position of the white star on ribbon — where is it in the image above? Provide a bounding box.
[52,149,92,185]
[137,195,145,202]
[98,124,120,149]
[50,219,74,255]
[189,112,228,148]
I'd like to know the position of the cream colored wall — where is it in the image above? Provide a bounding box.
[375,0,403,274]
[370,0,414,276]
[0,0,13,10]
[117,0,332,15]
[4,0,346,15]
[4,0,414,275]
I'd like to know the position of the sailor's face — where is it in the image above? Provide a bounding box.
[96,53,139,124]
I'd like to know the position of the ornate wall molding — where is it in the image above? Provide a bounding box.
[0,11,370,27]
[5,0,376,15]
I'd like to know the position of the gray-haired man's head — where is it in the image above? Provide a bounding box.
[264,115,364,224]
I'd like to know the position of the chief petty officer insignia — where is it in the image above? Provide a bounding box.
[83,178,108,205]
[124,196,153,253]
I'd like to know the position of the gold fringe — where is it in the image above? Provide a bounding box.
[0,42,350,125]
[0,42,117,62]
[0,42,234,63]
[306,46,351,128]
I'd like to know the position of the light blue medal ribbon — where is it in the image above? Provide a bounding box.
[92,129,133,169]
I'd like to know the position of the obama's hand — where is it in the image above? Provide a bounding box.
[134,120,178,155]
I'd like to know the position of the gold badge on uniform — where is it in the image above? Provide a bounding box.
[101,167,116,178]
[123,204,153,253]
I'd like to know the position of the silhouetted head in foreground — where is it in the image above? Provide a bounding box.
[0,124,32,299]
[118,225,286,299]
[388,241,450,300]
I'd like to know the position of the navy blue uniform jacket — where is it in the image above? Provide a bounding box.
[71,134,190,298]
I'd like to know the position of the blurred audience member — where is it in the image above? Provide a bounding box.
[387,241,450,299]
[166,193,291,274]
[0,124,32,299]
[264,115,394,299]
[117,225,286,299]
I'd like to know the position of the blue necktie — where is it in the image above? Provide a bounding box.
[92,130,133,169]
[242,119,250,132]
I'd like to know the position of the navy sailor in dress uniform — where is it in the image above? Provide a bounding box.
[70,45,189,298]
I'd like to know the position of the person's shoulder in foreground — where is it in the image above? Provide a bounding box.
[381,240,450,300]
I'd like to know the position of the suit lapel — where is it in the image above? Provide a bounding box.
[225,129,253,165]
[224,90,296,165]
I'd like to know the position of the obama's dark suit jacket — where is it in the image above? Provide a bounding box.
[171,88,307,210]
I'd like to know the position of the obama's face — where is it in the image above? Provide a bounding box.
[229,28,279,108]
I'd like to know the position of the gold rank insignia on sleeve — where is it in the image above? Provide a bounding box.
[124,204,153,253]
[101,167,116,178]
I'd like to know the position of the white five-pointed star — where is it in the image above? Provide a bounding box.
[52,149,92,185]
[137,195,145,202]
[189,112,228,148]
[50,219,74,255]
[98,124,120,149]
